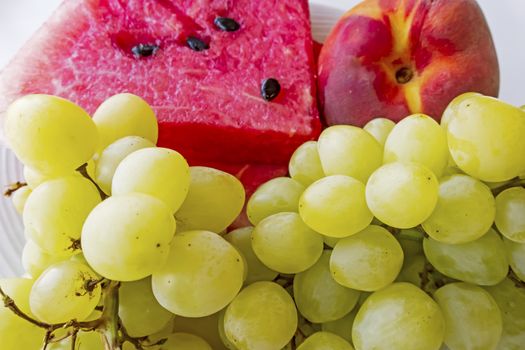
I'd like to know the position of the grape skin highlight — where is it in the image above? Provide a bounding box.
[318,125,383,183]
[23,176,101,255]
[92,93,158,151]
[81,193,176,281]
[223,281,298,350]
[288,141,325,186]
[29,261,101,324]
[175,166,245,233]
[423,229,509,285]
[247,177,305,225]
[152,230,244,317]
[352,283,445,350]
[112,147,190,213]
[330,225,404,292]
[434,282,502,350]
[5,94,98,174]
[294,250,360,323]
[383,114,448,177]
[299,175,373,238]
[422,174,496,244]
[252,212,324,274]
[366,162,439,229]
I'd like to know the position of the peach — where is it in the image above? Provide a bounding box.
[318,0,499,126]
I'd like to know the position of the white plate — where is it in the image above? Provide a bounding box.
[0,0,524,277]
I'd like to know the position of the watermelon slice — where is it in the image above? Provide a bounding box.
[0,0,321,173]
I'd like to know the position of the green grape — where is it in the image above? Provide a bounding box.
[24,176,101,255]
[30,261,101,324]
[299,175,373,238]
[152,230,244,317]
[22,240,69,278]
[502,237,525,281]
[422,174,496,244]
[119,277,174,337]
[352,283,444,350]
[434,282,502,350]
[423,229,508,285]
[173,312,229,350]
[82,193,175,281]
[11,185,31,214]
[247,177,305,225]
[440,92,481,130]
[395,254,426,286]
[5,94,98,173]
[112,147,189,213]
[323,236,340,248]
[223,282,298,350]
[366,162,439,229]
[447,95,525,182]
[297,331,354,350]
[321,308,358,343]
[330,225,404,291]
[495,187,525,242]
[288,141,325,186]
[48,331,104,350]
[485,278,525,350]
[218,309,239,349]
[252,212,323,274]
[294,250,360,323]
[384,114,448,177]
[155,333,212,350]
[92,93,158,151]
[0,278,47,350]
[396,229,424,257]
[317,125,383,183]
[175,167,245,233]
[363,118,395,146]
[297,332,349,350]
[224,227,278,284]
[95,136,155,195]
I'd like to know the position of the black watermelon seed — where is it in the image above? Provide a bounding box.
[261,78,281,101]
[187,36,209,52]
[131,44,159,58]
[214,17,240,32]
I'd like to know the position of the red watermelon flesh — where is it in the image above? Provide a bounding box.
[0,0,320,168]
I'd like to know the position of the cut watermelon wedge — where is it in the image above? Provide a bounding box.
[0,0,321,172]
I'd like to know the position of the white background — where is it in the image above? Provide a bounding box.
[0,0,524,105]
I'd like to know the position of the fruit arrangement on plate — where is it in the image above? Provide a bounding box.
[0,0,524,350]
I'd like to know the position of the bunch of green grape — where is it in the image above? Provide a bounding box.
[0,92,524,350]
[1,93,246,349]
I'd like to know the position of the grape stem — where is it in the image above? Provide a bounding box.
[0,285,101,347]
[3,181,27,197]
[119,323,146,349]
[76,163,108,200]
[491,177,525,196]
[509,270,525,289]
[70,329,78,350]
[101,281,122,350]
[42,331,52,350]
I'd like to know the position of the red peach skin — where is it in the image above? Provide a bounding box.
[318,0,499,126]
